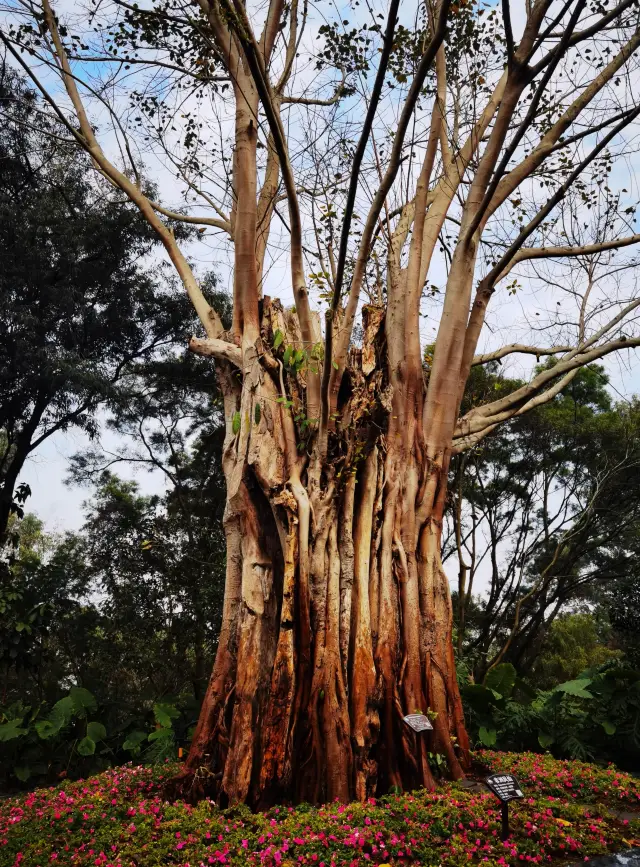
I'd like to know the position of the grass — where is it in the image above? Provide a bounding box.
[2,752,639,867]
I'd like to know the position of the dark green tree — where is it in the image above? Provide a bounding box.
[67,288,232,699]
[0,65,191,543]
[2,460,226,729]
[450,364,640,680]
[529,612,621,690]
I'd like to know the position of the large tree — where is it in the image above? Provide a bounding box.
[6,0,640,805]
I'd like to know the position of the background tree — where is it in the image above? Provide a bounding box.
[0,64,193,544]
[7,0,640,805]
[0,465,227,786]
[67,313,232,701]
[450,364,640,681]
[528,613,621,690]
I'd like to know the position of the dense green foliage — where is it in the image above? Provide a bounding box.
[0,68,231,790]
[462,660,640,770]
[0,446,227,786]
[0,683,193,786]
[529,614,621,689]
[0,66,203,544]
[2,753,639,866]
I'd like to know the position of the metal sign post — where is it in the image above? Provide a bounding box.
[501,803,509,841]
[483,773,525,841]
[402,714,433,788]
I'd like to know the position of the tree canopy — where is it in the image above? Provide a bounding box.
[0,65,195,543]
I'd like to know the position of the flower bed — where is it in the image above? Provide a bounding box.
[479,751,640,807]
[1,753,639,867]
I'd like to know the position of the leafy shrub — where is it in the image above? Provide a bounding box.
[0,687,192,788]
[462,660,640,769]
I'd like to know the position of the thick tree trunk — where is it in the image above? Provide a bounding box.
[170,300,470,807]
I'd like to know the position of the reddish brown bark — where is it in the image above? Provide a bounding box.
[168,299,470,807]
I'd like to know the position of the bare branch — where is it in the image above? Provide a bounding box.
[150,200,231,233]
[487,26,640,223]
[23,0,224,340]
[221,0,321,412]
[325,0,452,431]
[471,344,574,366]
[458,336,640,440]
[465,0,587,240]
[319,0,402,450]
[503,233,640,274]
[189,336,243,367]
[478,102,640,304]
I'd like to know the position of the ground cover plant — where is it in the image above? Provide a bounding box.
[479,751,640,807]
[2,752,639,867]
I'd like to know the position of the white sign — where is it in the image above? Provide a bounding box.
[403,713,433,733]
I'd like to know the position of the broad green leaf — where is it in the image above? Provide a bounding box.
[148,726,173,742]
[87,721,107,742]
[545,690,564,708]
[478,726,497,747]
[14,765,31,782]
[0,719,27,742]
[538,732,555,748]
[50,696,74,726]
[153,703,179,728]
[461,684,494,713]
[283,346,292,366]
[35,719,62,740]
[485,663,517,699]
[70,687,97,715]
[232,411,241,435]
[601,720,616,736]
[556,678,593,699]
[76,736,96,756]
[122,730,148,751]
[273,329,284,349]
[6,700,30,720]
[35,696,75,740]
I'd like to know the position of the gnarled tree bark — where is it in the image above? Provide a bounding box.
[170,292,470,806]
